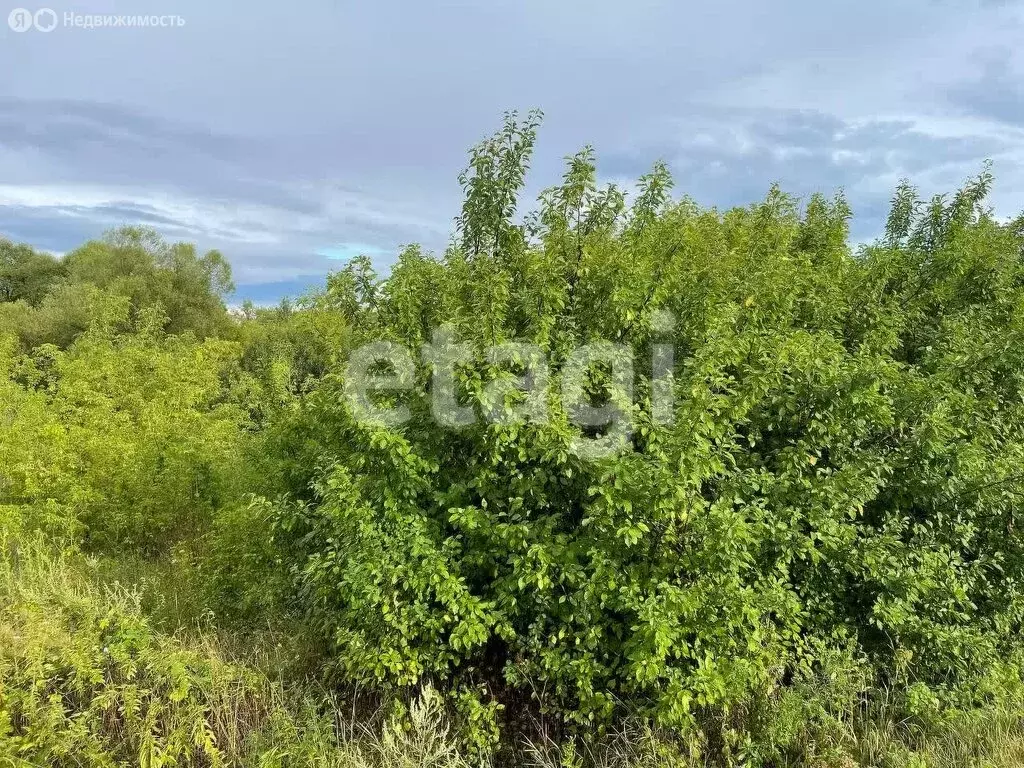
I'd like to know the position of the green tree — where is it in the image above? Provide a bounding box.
[0,240,66,305]
[0,227,234,350]
[268,114,1024,754]
[63,226,234,338]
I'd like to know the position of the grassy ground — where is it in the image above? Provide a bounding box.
[3,533,1024,767]
[0,535,470,767]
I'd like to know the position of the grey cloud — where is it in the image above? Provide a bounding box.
[0,99,320,212]
[0,205,100,253]
[601,108,1016,240]
[2,0,1024,300]
[945,51,1024,126]
[3,98,1022,291]
[0,97,457,285]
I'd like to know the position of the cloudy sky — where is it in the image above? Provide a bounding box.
[2,0,1023,303]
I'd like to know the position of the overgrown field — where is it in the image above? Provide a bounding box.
[4,113,1024,766]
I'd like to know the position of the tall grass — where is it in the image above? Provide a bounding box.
[4,531,1024,767]
[0,532,478,767]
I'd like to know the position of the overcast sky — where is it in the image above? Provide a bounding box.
[2,0,1023,303]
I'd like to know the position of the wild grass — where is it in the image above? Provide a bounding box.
[4,530,1024,767]
[0,532,479,767]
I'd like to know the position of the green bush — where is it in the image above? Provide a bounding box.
[269,113,1024,750]
[0,294,254,553]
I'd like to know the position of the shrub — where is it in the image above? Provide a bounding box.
[0,296,253,553]
[269,113,1024,752]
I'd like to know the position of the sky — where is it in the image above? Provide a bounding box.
[2,0,1023,304]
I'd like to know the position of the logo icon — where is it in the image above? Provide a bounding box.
[33,7,56,31]
[8,7,33,31]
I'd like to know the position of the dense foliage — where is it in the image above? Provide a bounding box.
[0,226,233,349]
[4,114,1024,766]
[270,114,1024,753]
[0,296,252,553]
[0,536,488,767]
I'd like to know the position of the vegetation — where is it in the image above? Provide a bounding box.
[4,112,1024,765]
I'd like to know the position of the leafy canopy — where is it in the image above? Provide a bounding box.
[270,113,1024,746]
[0,226,233,348]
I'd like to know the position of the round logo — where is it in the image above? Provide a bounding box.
[34,8,57,32]
[8,8,34,31]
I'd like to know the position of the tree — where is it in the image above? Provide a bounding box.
[0,240,65,305]
[63,226,234,339]
[0,227,235,349]
[268,114,1024,753]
